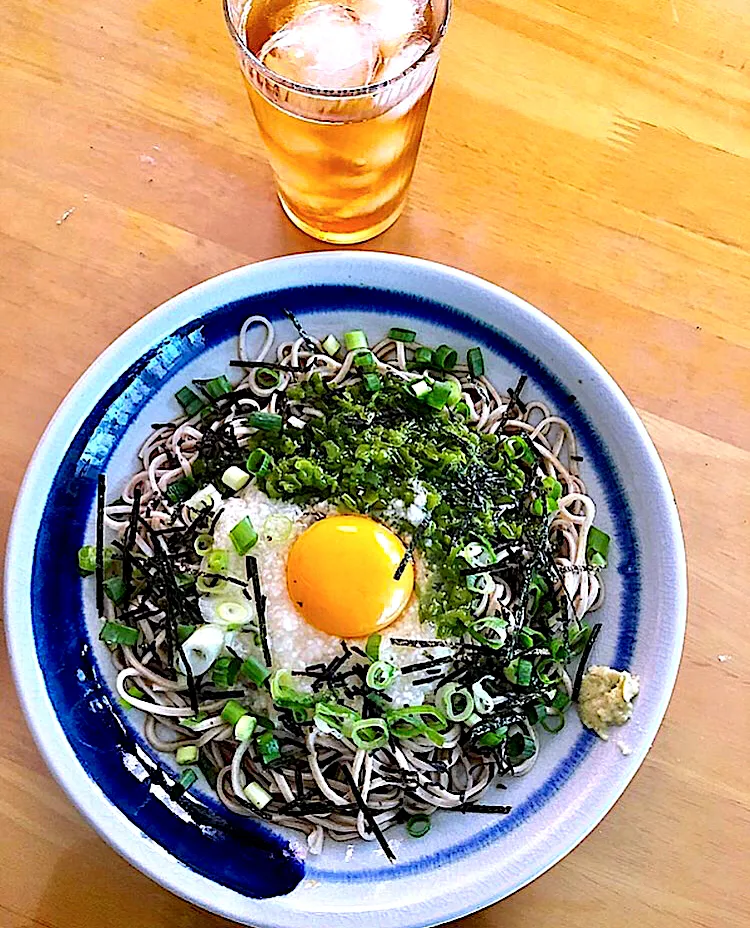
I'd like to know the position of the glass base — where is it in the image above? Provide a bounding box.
[278,194,405,245]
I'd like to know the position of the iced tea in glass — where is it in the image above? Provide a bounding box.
[223,0,451,243]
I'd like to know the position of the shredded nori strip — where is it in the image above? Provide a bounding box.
[443,803,512,814]
[246,556,272,667]
[393,515,431,581]
[282,307,318,354]
[198,572,248,588]
[95,474,106,615]
[341,765,396,863]
[572,621,602,701]
[229,359,305,372]
[121,487,142,607]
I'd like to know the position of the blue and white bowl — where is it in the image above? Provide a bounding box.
[5,253,686,928]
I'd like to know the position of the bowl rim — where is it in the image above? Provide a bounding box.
[5,251,687,928]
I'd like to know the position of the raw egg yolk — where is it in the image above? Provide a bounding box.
[286,515,414,639]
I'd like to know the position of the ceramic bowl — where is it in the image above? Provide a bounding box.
[5,252,686,928]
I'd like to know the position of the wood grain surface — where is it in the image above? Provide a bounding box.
[1,0,749,926]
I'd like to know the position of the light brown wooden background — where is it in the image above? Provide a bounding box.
[1,0,749,926]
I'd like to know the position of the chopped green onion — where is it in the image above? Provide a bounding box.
[444,379,462,407]
[365,633,381,662]
[177,623,195,643]
[436,683,475,722]
[322,440,340,462]
[363,372,381,392]
[78,544,112,575]
[194,533,214,556]
[195,577,227,593]
[425,381,453,409]
[256,730,281,765]
[175,386,204,417]
[406,813,431,837]
[466,570,495,594]
[344,330,368,351]
[165,475,197,503]
[388,327,417,343]
[184,484,222,520]
[235,715,257,741]
[434,345,458,371]
[244,780,272,809]
[212,656,242,688]
[240,656,270,685]
[517,658,533,687]
[351,718,389,750]
[126,684,145,700]
[100,621,138,647]
[353,350,376,371]
[471,679,496,715]
[176,768,198,791]
[229,516,258,555]
[508,733,536,762]
[270,669,313,711]
[552,690,571,711]
[543,475,563,511]
[202,375,232,399]
[247,448,273,476]
[176,745,199,765]
[411,379,431,398]
[179,712,207,729]
[221,699,247,726]
[455,401,470,419]
[587,526,610,566]
[414,346,434,367]
[322,334,341,356]
[388,705,447,744]
[469,616,508,649]
[248,411,283,433]
[478,726,508,747]
[540,710,565,733]
[256,367,281,389]
[314,701,359,738]
[222,465,250,491]
[216,600,250,626]
[467,347,485,378]
[206,548,229,573]
[505,657,533,686]
[262,513,292,544]
[103,576,127,605]
[366,660,398,691]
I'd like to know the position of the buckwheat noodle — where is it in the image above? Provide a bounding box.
[102,316,603,854]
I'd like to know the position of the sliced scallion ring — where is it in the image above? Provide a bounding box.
[366,660,398,691]
[262,513,293,544]
[194,530,215,556]
[436,683,475,722]
[406,813,431,837]
[216,600,251,626]
[351,717,389,750]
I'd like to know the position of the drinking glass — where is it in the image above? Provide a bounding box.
[223,0,451,244]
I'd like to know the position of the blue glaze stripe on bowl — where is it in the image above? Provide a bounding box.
[31,285,638,886]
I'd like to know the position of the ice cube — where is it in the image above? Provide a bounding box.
[354,0,428,59]
[259,4,380,90]
[378,35,430,82]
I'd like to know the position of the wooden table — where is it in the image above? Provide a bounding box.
[2,0,749,925]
